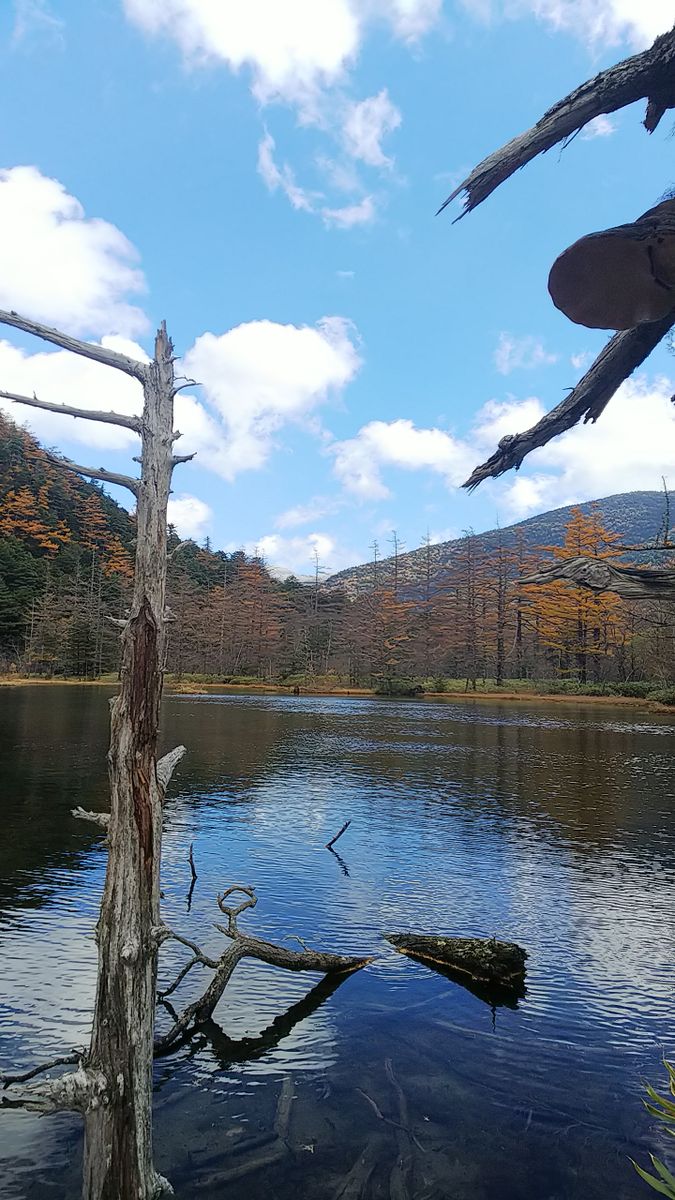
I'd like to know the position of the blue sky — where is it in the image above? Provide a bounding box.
[0,0,673,577]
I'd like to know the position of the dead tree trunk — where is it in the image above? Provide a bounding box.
[0,309,372,1200]
[0,311,189,1198]
[82,323,177,1200]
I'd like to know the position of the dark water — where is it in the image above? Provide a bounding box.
[1,686,674,1199]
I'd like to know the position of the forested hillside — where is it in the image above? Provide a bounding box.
[324,491,673,597]
[1,413,674,687]
[0,413,286,677]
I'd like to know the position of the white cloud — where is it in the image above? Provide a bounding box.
[0,335,146,451]
[124,1,442,104]
[331,418,473,499]
[275,495,343,528]
[494,333,558,375]
[571,350,594,371]
[229,530,354,576]
[180,316,361,480]
[124,0,361,107]
[498,375,675,516]
[0,167,147,336]
[581,114,617,139]
[322,196,376,229]
[257,131,318,212]
[342,90,402,168]
[462,0,672,48]
[12,0,64,48]
[384,0,444,39]
[472,396,547,448]
[167,493,213,539]
[123,1,441,222]
[258,133,375,227]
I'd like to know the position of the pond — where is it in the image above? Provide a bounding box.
[1,686,674,1199]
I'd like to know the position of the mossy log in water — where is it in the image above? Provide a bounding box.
[385,933,527,986]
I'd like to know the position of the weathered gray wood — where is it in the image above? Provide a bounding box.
[439,25,675,217]
[463,311,675,489]
[0,309,148,380]
[3,389,141,431]
[82,322,176,1200]
[72,807,110,829]
[520,556,675,600]
[156,745,186,791]
[43,450,139,496]
[386,933,527,986]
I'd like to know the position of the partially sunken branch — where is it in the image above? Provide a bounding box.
[440,25,675,217]
[44,450,139,497]
[463,312,675,489]
[520,557,675,600]
[0,310,148,381]
[2,390,141,433]
[156,888,372,1053]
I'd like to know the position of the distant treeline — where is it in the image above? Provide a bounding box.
[1,412,674,687]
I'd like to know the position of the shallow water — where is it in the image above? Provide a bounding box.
[1,686,674,1198]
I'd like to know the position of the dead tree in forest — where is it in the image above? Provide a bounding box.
[439,26,675,603]
[0,309,370,1199]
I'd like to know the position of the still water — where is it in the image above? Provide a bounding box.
[0,686,674,1198]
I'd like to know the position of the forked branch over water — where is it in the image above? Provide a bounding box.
[155,886,372,1053]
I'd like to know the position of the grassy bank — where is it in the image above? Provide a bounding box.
[2,672,675,710]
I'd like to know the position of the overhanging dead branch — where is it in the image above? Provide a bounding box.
[3,390,141,432]
[520,556,675,600]
[439,25,675,217]
[1,1063,106,1114]
[1,1051,83,1088]
[44,450,139,496]
[463,312,675,489]
[0,309,148,381]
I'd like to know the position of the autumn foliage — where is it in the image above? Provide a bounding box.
[1,412,674,685]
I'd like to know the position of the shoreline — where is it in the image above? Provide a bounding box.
[1,675,674,712]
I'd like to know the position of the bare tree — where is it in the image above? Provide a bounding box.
[0,310,369,1197]
[0,312,188,1197]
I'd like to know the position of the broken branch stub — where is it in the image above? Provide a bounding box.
[548,200,675,330]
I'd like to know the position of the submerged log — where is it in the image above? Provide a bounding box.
[385,934,527,988]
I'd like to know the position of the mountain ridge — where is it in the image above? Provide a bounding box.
[323,490,672,595]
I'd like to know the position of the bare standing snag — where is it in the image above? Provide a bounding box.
[0,309,370,1198]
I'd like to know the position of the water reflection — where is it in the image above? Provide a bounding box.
[1,687,674,1198]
